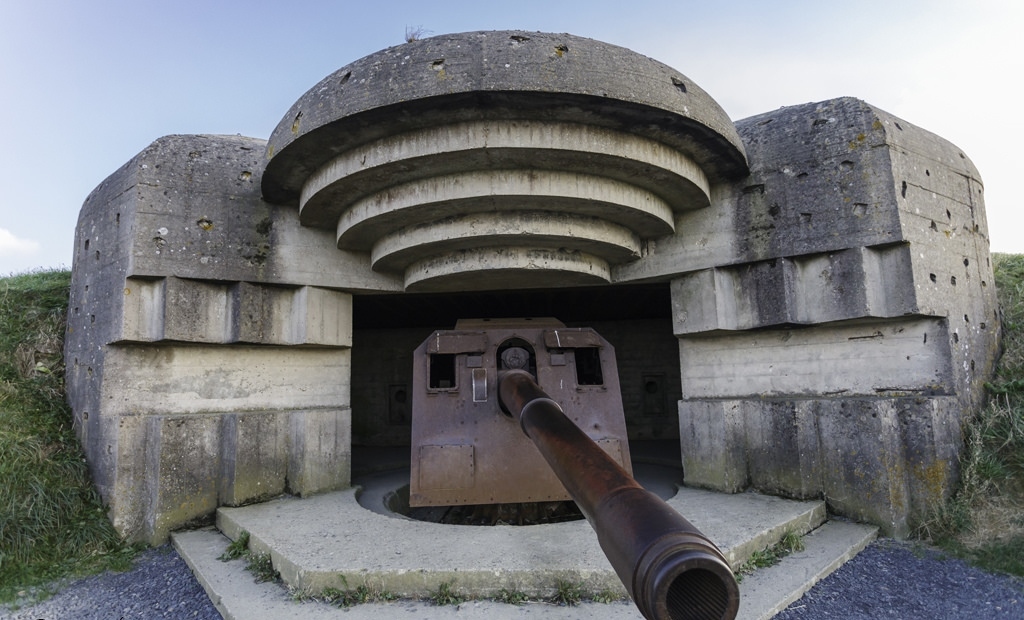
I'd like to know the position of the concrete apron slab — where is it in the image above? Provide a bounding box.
[173,519,877,620]
[211,481,828,600]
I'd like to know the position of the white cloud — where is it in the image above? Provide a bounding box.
[0,227,41,257]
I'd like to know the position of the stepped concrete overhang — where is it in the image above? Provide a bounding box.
[262,31,748,291]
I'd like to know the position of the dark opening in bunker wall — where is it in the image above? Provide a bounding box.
[349,282,683,469]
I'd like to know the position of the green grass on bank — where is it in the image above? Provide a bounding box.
[921,253,1024,576]
[0,270,136,604]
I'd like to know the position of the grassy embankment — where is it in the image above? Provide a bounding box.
[0,257,1022,604]
[0,270,136,603]
[921,253,1024,576]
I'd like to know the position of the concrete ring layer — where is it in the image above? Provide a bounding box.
[335,170,676,251]
[404,247,611,292]
[298,120,711,229]
[370,211,642,273]
[262,31,748,204]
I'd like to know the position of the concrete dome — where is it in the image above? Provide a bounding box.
[261,31,749,291]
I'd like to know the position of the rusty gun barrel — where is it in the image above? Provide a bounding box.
[498,369,739,620]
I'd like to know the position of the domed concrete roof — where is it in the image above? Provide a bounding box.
[261,31,749,291]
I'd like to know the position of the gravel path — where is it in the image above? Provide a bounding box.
[4,539,1022,619]
[775,540,1023,619]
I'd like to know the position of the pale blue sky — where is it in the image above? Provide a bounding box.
[1,0,1021,274]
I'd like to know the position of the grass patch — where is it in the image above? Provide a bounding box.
[245,552,279,583]
[550,578,584,606]
[0,270,137,604]
[735,531,806,578]
[919,253,1024,577]
[428,580,465,606]
[218,530,250,561]
[496,587,529,605]
[591,589,626,603]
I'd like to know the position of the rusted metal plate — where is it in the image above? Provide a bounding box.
[426,331,488,355]
[410,318,632,507]
[543,328,603,349]
[417,444,475,491]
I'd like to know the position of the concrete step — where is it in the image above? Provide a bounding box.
[171,474,876,619]
[174,518,877,619]
[737,520,878,620]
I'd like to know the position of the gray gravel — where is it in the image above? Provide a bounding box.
[3,547,221,620]
[775,539,1023,619]
[4,539,1022,619]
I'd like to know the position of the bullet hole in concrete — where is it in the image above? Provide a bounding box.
[90,315,95,324]
[84,285,88,292]
[153,237,166,248]
[83,411,88,421]
[87,366,93,376]
[959,152,966,159]
[554,44,568,57]
[971,360,976,371]
[964,314,970,323]
[74,307,79,314]
[946,209,952,220]
[894,122,903,130]
[980,322,987,330]
[926,169,930,176]
[742,184,765,195]
[930,221,938,231]
[107,444,112,455]
[853,203,867,216]
[84,239,89,251]
[339,71,351,86]
[800,213,812,223]
[950,276,957,286]
[813,118,828,126]
[671,77,687,93]
[256,217,273,235]
[841,160,855,170]
[963,258,970,267]
[797,172,808,178]
[432,58,445,70]
[953,333,959,343]
[768,204,781,217]
[238,171,252,181]
[95,250,100,261]
[510,35,530,43]
[923,333,927,344]
[901,181,907,198]
[929,273,937,282]
[197,217,214,231]
[974,224,980,233]
[188,151,200,159]
[291,111,303,134]
[116,213,120,225]
[982,280,987,287]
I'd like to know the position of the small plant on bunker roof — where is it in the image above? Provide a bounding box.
[405,25,431,42]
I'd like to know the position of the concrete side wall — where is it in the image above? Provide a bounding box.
[666,99,997,536]
[67,134,365,543]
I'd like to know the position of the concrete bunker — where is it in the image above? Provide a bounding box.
[66,30,999,546]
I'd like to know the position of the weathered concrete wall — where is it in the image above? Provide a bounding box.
[67,134,367,543]
[68,32,999,542]
[665,99,998,535]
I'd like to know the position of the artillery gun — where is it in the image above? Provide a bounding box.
[411,318,739,620]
